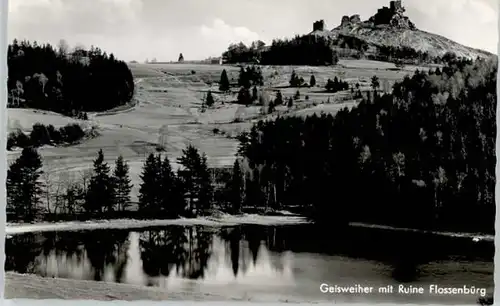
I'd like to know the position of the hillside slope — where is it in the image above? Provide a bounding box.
[308,0,494,60]
[329,26,492,59]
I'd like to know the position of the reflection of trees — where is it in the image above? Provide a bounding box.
[244,226,263,266]
[139,226,213,279]
[185,226,212,278]
[5,233,44,273]
[229,228,241,276]
[140,226,188,277]
[219,226,243,277]
[218,225,288,275]
[41,232,85,264]
[82,230,129,281]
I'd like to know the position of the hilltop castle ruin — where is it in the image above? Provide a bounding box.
[313,20,326,32]
[336,0,416,30]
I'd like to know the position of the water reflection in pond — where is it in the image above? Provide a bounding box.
[5,224,494,304]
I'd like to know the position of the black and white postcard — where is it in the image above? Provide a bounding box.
[3,0,497,304]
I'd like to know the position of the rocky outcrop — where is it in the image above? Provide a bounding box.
[390,14,415,29]
[340,14,362,27]
[349,14,361,24]
[371,0,415,29]
[337,0,415,30]
[341,16,351,27]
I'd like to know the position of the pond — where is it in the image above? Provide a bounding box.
[5,224,494,304]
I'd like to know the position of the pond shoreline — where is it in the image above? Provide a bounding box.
[5,214,494,242]
[5,213,309,235]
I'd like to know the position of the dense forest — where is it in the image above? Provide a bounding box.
[221,34,446,65]
[222,36,339,66]
[237,56,497,234]
[7,39,135,115]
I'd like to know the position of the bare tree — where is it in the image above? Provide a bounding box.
[62,175,84,216]
[79,168,93,193]
[54,171,70,214]
[41,164,54,214]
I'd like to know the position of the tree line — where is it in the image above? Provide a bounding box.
[6,145,246,222]
[221,34,483,66]
[222,36,339,66]
[236,56,497,234]
[7,122,89,151]
[8,39,135,116]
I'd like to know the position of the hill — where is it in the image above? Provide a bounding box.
[223,0,494,66]
[309,0,493,61]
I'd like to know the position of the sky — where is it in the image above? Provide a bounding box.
[7,0,499,62]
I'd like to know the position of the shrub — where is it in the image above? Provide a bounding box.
[30,123,51,147]
[60,124,85,143]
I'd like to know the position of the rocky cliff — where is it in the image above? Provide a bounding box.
[308,0,493,60]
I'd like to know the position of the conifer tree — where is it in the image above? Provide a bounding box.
[229,159,244,214]
[275,90,283,105]
[138,153,161,213]
[113,155,132,211]
[237,87,252,106]
[371,75,380,91]
[268,101,275,114]
[219,69,230,92]
[6,147,44,221]
[160,155,184,217]
[178,145,213,215]
[252,86,258,102]
[294,90,301,100]
[238,67,251,89]
[206,90,215,107]
[85,149,116,214]
[310,75,316,87]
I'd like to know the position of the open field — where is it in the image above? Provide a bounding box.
[7,60,429,202]
[7,109,91,133]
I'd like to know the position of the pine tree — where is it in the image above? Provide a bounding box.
[138,153,161,214]
[197,152,213,213]
[206,90,215,107]
[252,86,258,101]
[289,70,298,87]
[294,90,301,100]
[85,149,116,214]
[287,97,294,107]
[6,147,44,221]
[160,155,184,217]
[275,90,283,105]
[229,159,244,214]
[219,69,230,92]
[237,87,252,106]
[268,101,275,114]
[238,67,250,89]
[310,75,316,87]
[113,155,132,212]
[178,145,213,215]
[371,75,380,91]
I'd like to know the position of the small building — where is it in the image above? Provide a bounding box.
[210,57,223,65]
